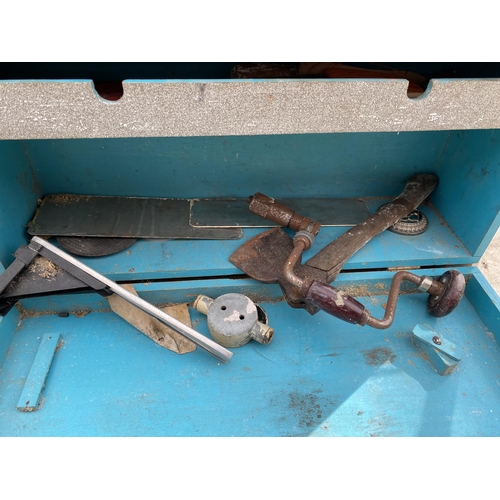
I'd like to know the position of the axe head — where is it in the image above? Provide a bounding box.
[229,227,324,314]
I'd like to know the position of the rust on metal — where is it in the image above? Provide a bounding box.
[230,174,466,328]
[231,174,439,314]
[229,227,324,312]
[306,174,439,281]
[248,193,321,235]
[365,271,438,330]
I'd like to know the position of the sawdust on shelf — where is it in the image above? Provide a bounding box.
[27,257,59,280]
[48,194,92,205]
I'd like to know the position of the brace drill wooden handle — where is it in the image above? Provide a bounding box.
[305,280,368,324]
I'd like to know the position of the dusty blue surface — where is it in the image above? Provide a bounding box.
[0,269,498,436]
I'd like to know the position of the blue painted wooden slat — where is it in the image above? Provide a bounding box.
[16,333,61,412]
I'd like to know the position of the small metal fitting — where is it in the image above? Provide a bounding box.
[294,230,315,249]
[432,336,442,345]
[194,293,274,348]
[417,275,434,292]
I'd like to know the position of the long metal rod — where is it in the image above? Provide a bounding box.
[30,237,233,364]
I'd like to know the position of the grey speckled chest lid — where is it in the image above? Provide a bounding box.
[2,78,500,140]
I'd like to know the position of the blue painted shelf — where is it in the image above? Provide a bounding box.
[20,201,469,284]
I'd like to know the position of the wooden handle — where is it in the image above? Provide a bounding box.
[305,281,366,324]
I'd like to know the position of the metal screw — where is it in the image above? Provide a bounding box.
[432,336,442,345]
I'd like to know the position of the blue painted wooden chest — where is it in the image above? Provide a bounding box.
[1,65,499,436]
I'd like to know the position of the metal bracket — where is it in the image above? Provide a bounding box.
[411,323,462,375]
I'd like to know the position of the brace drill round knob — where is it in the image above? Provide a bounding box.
[194,293,274,347]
